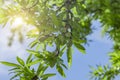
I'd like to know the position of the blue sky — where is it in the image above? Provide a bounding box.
[0,21,114,80]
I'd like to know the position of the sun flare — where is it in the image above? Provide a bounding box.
[12,17,24,29]
[14,17,23,26]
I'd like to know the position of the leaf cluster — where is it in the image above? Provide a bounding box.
[0,0,120,80]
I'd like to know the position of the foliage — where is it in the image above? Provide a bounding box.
[0,55,55,80]
[0,0,120,80]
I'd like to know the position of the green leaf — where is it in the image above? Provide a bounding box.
[56,64,66,77]
[98,66,103,73]
[59,46,66,57]
[26,54,33,64]
[49,56,57,68]
[10,72,22,80]
[74,43,86,54]
[73,39,86,44]
[82,4,86,9]
[40,66,48,76]
[61,63,68,69]
[23,66,33,75]
[16,56,25,66]
[41,73,56,79]
[36,44,41,51]
[0,61,20,67]
[27,59,41,66]
[8,67,19,72]
[20,77,26,80]
[8,70,22,75]
[41,78,48,80]
[37,63,44,76]
[26,49,38,55]
[29,40,38,48]
[67,47,72,68]
[37,64,48,76]
[51,12,60,26]
[76,4,81,14]
[49,61,56,68]
[26,49,42,58]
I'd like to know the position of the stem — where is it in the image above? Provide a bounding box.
[31,75,39,80]
[65,0,73,44]
[56,3,65,12]
[65,0,72,27]
[27,0,39,9]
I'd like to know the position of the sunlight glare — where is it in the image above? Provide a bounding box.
[12,17,24,29]
[14,17,23,26]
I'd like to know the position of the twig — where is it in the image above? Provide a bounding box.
[31,75,39,80]
[56,3,65,12]
[27,0,39,9]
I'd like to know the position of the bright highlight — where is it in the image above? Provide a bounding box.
[14,17,23,26]
[12,17,24,29]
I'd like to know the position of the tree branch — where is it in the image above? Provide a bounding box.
[56,3,65,12]
[31,75,39,80]
[27,0,39,9]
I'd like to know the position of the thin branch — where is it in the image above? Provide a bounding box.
[56,3,65,12]
[65,0,73,42]
[31,75,39,80]
[38,33,54,42]
[27,0,39,9]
